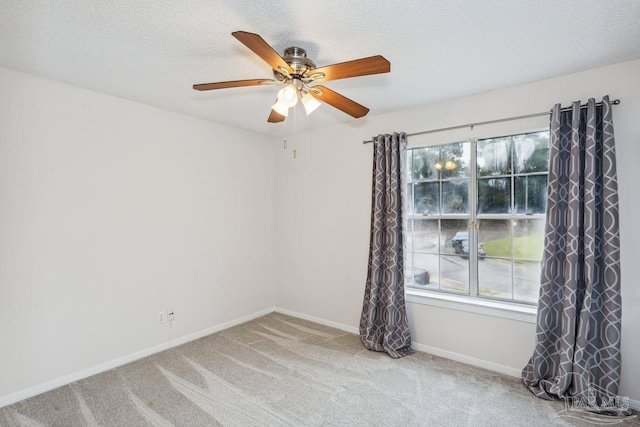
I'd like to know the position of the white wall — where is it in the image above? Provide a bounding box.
[0,67,276,400]
[274,60,640,401]
[2,58,638,406]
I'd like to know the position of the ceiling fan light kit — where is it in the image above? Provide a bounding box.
[271,100,289,117]
[277,84,299,107]
[301,92,322,115]
[193,31,390,123]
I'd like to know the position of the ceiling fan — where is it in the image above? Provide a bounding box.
[193,31,390,123]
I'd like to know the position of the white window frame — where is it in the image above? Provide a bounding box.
[404,130,549,322]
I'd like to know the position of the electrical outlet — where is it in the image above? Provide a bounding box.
[167,309,175,321]
[157,311,166,324]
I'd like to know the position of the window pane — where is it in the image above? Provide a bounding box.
[478,214,516,299]
[406,183,413,215]
[406,219,415,255]
[513,219,545,261]
[442,180,469,214]
[478,178,511,214]
[407,133,547,305]
[412,219,439,254]
[409,253,438,290]
[514,260,541,303]
[412,147,440,181]
[514,132,550,174]
[440,255,469,293]
[514,175,547,214]
[442,219,471,256]
[440,142,471,179]
[478,219,512,258]
[478,259,512,299]
[414,182,439,215]
[477,137,511,177]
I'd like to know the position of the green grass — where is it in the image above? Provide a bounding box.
[481,233,544,260]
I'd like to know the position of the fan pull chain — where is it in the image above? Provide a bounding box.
[292,103,297,159]
[283,115,288,149]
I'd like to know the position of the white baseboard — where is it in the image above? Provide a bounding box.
[273,308,524,379]
[274,307,359,335]
[0,307,276,409]
[3,307,639,412]
[167,307,275,348]
[410,342,522,378]
[409,343,640,411]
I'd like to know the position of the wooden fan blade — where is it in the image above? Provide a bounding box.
[310,86,369,118]
[311,56,390,82]
[268,98,286,123]
[232,31,294,74]
[193,79,273,91]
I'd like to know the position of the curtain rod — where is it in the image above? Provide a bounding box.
[361,99,621,144]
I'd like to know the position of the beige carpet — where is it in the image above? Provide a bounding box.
[1,312,637,426]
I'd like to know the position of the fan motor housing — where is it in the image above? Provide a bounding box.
[273,47,316,80]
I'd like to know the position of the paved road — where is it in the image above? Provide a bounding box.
[409,251,540,303]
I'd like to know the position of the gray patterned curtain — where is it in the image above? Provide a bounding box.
[522,96,625,409]
[360,132,413,359]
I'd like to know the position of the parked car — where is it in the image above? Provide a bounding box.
[406,267,430,286]
[451,231,486,259]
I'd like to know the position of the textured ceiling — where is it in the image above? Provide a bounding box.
[1,0,639,136]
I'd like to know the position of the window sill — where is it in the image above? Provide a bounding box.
[405,288,537,323]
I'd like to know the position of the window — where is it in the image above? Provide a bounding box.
[406,131,549,305]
